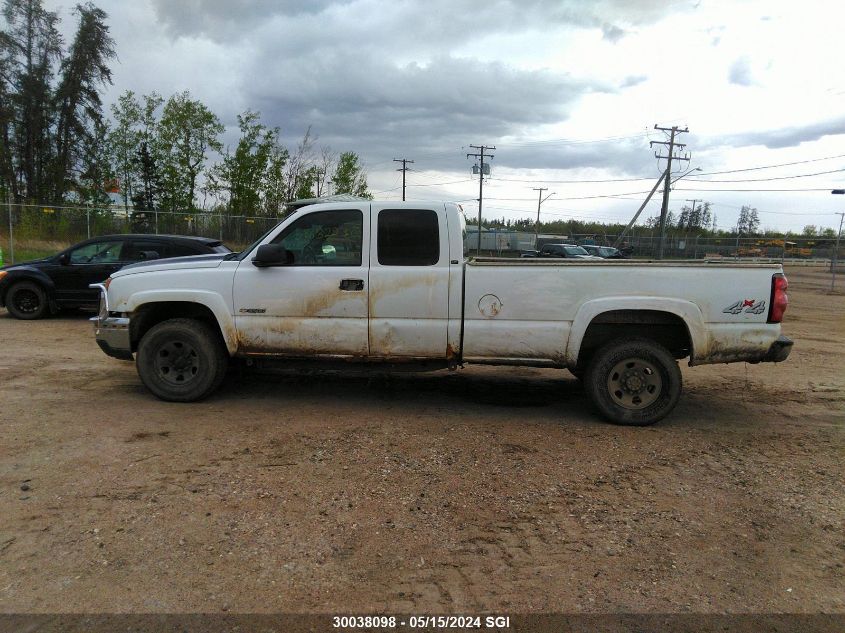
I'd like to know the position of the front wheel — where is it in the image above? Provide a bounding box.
[584,337,682,426]
[6,281,48,320]
[136,318,228,402]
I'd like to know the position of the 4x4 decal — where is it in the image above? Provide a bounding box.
[723,299,766,315]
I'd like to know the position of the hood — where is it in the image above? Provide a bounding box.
[1,256,53,272]
[112,253,230,277]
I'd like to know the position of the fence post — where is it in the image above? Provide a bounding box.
[86,205,90,239]
[6,193,13,264]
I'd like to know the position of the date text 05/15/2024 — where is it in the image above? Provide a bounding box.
[332,615,511,629]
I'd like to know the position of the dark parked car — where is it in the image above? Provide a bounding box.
[581,244,628,259]
[522,243,603,259]
[0,234,231,320]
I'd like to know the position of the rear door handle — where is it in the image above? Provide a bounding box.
[339,278,364,291]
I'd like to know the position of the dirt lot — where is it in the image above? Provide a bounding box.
[0,267,842,614]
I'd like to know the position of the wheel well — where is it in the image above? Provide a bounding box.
[2,277,53,309]
[577,310,692,368]
[130,302,223,351]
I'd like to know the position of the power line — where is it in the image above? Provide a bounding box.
[406,178,475,187]
[693,153,845,176]
[675,187,836,192]
[495,131,650,148]
[687,167,845,183]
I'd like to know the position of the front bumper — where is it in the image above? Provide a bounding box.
[90,283,133,361]
[761,334,793,363]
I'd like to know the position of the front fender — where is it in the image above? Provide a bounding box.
[119,289,238,355]
[0,267,58,308]
[565,296,707,366]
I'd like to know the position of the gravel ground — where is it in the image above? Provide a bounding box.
[0,266,842,614]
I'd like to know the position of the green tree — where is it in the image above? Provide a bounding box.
[0,0,62,200]
[107,90,142,207]
[130,92,163,212]
[261,142,289,215]
[331,151,371,198]
[208,110,278,215]
[76,116,113,206]
[736,205,760,235]
[156,90,223,211]
[51,2,115,202]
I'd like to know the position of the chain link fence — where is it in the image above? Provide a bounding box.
[586,233,838,262]
[0,203,283,264]
[0,202,840,266]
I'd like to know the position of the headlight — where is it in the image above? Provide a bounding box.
[0,270,7,282]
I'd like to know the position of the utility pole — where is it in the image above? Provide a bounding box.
[532,187,549,249]
[613,169,667,249]
[393,158,414,201]
[315,169,325,197]
[685,199,700,224]
[651,125,689,259]
[684,199,700,259]
[831,191,845,289]
[832,212,844,290]
[6,192,13,264]
[467,144,495,255]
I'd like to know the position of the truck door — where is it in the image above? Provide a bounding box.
[368,204,450,359]
[233,206,370,357]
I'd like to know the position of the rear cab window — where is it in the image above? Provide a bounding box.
[377,209,439,266]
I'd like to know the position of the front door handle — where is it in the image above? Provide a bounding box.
[339,278,364,291]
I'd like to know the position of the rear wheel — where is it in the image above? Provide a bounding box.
[584,337,681,426]
[136,318,228,402]
[6,281,48,320]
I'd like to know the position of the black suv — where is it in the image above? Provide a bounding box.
[0,234,230,319]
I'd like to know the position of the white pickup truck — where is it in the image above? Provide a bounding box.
[92,201,792,425]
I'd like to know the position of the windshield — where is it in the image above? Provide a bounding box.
[599,247,617,257]
[564,246,589,256]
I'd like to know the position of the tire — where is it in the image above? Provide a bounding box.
[6,281,48,320]
[136,318,228,402]
[584,337,682,426]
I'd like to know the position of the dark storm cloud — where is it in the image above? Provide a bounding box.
[149,0,686,42]
[102,0,691,176]
[244,52,614,170]
[703,117,845,150]
[148,0,349,38]
[492,139,652,173]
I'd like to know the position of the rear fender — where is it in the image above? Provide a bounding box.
[566,297,707,366]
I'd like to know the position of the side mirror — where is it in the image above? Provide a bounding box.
[139,250,160,261]
[252,244,291,267]
[59,253,70,266]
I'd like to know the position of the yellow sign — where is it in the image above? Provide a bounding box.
[42,207,55,214]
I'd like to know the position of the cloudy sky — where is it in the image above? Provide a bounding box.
[47,0,845,232]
